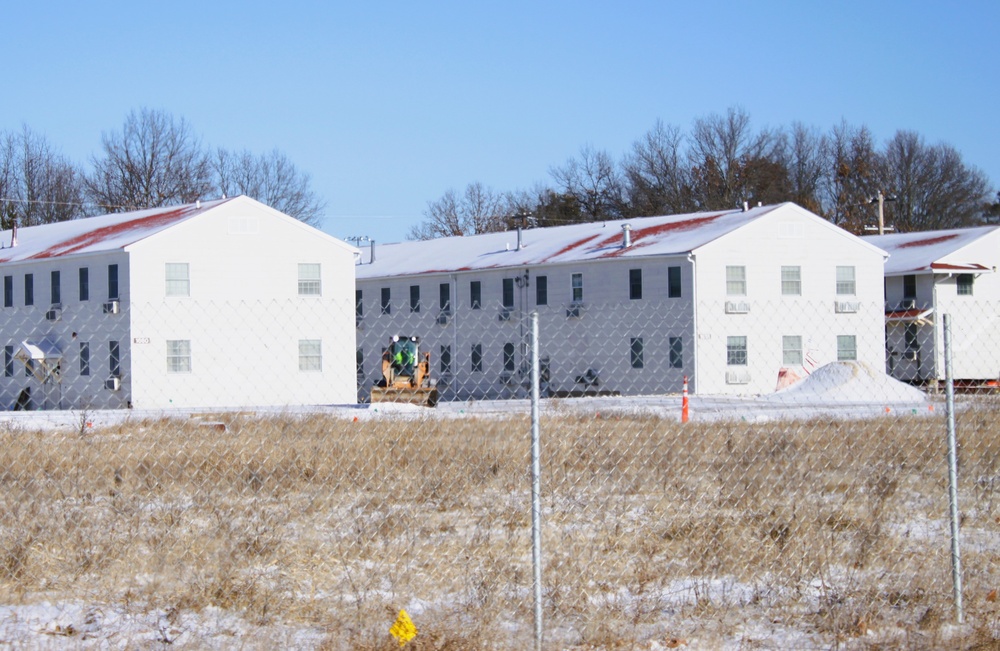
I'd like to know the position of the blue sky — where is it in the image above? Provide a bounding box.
[3,1,997,244]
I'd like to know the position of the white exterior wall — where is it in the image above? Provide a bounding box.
[692,209,887,395]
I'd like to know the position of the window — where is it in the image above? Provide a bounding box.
[108,264,119,300]
[630,337,644,369]
[440,345,452,374]
[727,336,747,366]
[571,273,583,304]
[3,276,11,307]
[836,266,856,296]
[837,335,857,361]
[503,342,516,372]
[903,274,916,300]
[355,290,363,318]
[470,281,482,310]
[4,346,12,377]
[502,278,514,309]
[109,340,120,377]
[781,266,801,296]
[356,349,364,377]
[380,287,391,315]
[299,339,322,371]
[298,263,321,296]
[629,269,642,300]
[905,323,919,351]
[669,336,683,369]
[78,268,89,301]
[166,340,192,373]
[668,266,681,298]
[957,274,974,296]
[535,275,548,306]
[50,271,60,305]
[726,266,746,296]
[439,283,451,314]
[24,358,32,377]
[409,285,420,313]
[782,335,803,365]
[471,343,483,372]
[79,342,90,376]
[24,274,33,306]
[165,263,190,297]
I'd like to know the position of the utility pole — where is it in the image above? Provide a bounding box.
[864,191,896,235]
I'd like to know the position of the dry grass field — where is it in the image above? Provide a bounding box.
[0,402,998,649]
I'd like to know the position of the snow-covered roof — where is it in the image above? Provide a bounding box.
[357,202,844,279]
[0,198,233,263]
[863,225,1000,276]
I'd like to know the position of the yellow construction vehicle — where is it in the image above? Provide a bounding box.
[370,335,439,407]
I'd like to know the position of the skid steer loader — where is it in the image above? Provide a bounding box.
[370,335,439,407]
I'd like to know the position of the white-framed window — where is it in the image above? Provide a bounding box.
[782,335,803,365]
[571,273,583,304]
[669,336,683,369]
[165,263,190,297]
[299,339,322,371]
[837,335,857,361]
[727,336,747,366]
[726,266,746,296]
[630,337,644,369]
[957,274,974,296]
[781,266,801,296]
[836,266,856,296]
[166,339,192,373]
[298,263,321,296]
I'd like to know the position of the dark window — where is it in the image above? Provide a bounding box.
[409,285,420,312]
[669,336,683,369]
[440,345,451,374]
[471,343,483,372]
[535,275,548,306]
[109,340,120,376]
[50,270,60,305]
[905,323,919,351]
[439,283,451,314]
[903,274,916,300]
[24,274,33,306]
[80,342,90,376]
[356,348,363,377]
[355,290,363,317]
[470,281,482,310]
[668,266,681,298]
[380,287,391,315]
[503,342,516,372]
[630,337,644,369]
[502,278,514,309]
[108,264,119,300]
[78,268,89,301]
[4,345,12,377]
[957,274,974,296]
[3,276,12,307]
[629,269,642,300]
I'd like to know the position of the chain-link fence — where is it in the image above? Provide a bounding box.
[0,298,998,649]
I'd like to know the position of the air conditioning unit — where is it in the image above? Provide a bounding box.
[835,301,860,313]
[725,301,751,314]
[498,308,512,322]
[105,376,121,391]
[499,371,516,385]
[566,304,584,318]
[103,300,120,314]
[437,312,451,325]
[900,298,917,310]
[903,350,919,361]
[45,307,62,321]
[726,370,751,385]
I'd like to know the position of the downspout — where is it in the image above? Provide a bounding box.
[450,273,459,398]
[688,252,697,395]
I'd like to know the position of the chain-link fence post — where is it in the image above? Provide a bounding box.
[943,313,965,623]
[529,310,543,650]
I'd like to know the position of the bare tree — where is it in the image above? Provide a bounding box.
[823,121,882,232]
[621,120,694,216]
[85,108,213,212]
[213,148,325,227]
[882,130,990,231]
[687,107,777,209]
[775,122,828,214]
[550,145,626,221]
[0,126,85,227]
[409,182,509,240]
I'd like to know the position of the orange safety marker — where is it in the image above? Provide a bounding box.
[682,375,690,423]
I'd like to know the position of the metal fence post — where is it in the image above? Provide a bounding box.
[943,313,964,624]
[530,311,543,649]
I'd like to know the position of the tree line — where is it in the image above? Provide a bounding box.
[411,107,997,239]
[0,108,325,228]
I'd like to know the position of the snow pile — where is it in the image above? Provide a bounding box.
[766,361,926,404]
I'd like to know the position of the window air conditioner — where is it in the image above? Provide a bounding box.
[105,376,121,391]
[45,307,62,321]
[566,304,584,318]
[903,350,919,361]
[437,312,451,325]
[726,370,751,384]
[103,300,120,314]
[835,301,860,313]
[900,298,916,310]
[725,301,751,314]
[498,308,512,322]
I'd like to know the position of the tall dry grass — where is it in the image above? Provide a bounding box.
[0,402,997,649]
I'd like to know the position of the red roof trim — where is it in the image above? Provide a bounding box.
[898,234,959,248]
